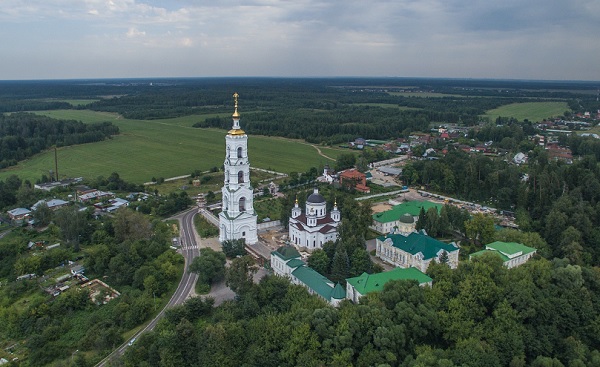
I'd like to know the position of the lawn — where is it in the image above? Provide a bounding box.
[482,101,570,122]
[0,110,348,184]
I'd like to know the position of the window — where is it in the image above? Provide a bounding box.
[242,231,246,236]
[238,171,244,183]
[237,147,243,158]
[239,197,246,212]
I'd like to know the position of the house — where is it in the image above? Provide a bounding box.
[469,241,536,269]
[34,177,83,191]
[31,198,69,211]
[376,230,459,272]
[78,190,114,203]
[105,198,130,212]
[270,246,346,306]
[372,200,442,234]
[70,265,85,275]
[346,267,433,303]
[339,169,370,193]
[7,207,31,223]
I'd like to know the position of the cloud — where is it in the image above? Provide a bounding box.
[0,0,598,80]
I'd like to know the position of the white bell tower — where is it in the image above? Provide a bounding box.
[218,93,258,244]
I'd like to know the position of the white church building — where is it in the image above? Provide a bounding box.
[289,188,340,252]
[219,93,258,244]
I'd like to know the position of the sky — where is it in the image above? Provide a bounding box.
[1,0,599,81]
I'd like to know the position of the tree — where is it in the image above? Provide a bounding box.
[189,248,226,287]
[31,202,53,226]
[225,255,257,295]
[465,213,495,246]
[330,244,349,284]
[221,238,247,258]
[416,207,427,231]
[307,249,330,275]
[335,153,356,171]
[113,207,152,243]
[54,206,89,251]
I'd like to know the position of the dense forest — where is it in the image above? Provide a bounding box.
[122,254,600,367]
[0,113,119,169]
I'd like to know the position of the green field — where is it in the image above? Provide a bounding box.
[388,92,456,98]
[483,101,570,122]
[0,110,347,184]
[44,99,101,106]
[352,103,421,110]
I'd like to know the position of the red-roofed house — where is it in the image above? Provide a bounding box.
[339,169,370,193]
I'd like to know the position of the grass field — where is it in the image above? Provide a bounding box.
[483,101,570,122]
[0,110,348,184]
[45,99,100,106]
[352,103,421,110]
[388,92,456,98]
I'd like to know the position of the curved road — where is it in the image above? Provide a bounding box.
[96,208,200,366]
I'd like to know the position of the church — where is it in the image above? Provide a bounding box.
[289,188,341,252]
[218,93,258,244]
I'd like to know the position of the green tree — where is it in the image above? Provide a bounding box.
[307,249,330,275]
[330,244,349,284]
[225,255,257,295]
[54,206,89,251]
[113,207,152,243]
[221,238,247,258]
[465,213,495,246]
[189,248,227,287]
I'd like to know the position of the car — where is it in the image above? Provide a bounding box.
[128,337,136,346]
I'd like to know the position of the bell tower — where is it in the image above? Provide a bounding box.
[218,93,258,244]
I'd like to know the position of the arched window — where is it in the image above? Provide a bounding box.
[225,171,229,183]
[239,197,246,212]
[238,171,244,183]
[237,147,243,158]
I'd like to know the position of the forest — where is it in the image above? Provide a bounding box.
[0,113,119,169]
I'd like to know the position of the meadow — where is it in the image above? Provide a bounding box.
[0,110,347,184]
[482,101,570,122]
[387,92,456,97]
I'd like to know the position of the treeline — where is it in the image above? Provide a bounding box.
[123,255,600,367]
[405,143,600,265]
[0,113,119,168]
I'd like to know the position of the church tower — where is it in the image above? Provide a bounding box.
[219,93,258,244]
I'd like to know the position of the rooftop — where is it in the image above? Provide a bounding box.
[373,200,442,224]
[379,231,458,260]
[292,266,344,301]
[347,267,432,295]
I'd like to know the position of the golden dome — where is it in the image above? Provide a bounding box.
[228,128,245,135]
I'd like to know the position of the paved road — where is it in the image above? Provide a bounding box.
[95,208,199,366]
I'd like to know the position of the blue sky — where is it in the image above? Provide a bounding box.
[1,0,599,80]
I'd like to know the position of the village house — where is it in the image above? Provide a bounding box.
[339,168,370,193]
[469,241,536,269]
[376,230,459,272]
[31,198,69,211]
[7,207,31,223]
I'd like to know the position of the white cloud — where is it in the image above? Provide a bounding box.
[0,0,598,79]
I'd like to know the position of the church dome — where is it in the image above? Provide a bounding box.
[399,213,414,224]
[306,188,325,203]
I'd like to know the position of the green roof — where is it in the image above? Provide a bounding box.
[346,267,432,295]
[292,266,343,301]
[286,258,305,268]
[373,201,442,224]
[470,241,536,262]
[331,283,346,299]
[378,231,458,260]
[272,246,301,261]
